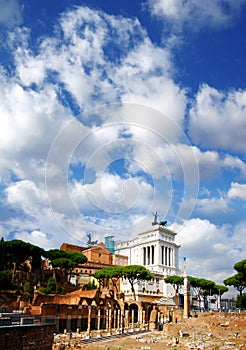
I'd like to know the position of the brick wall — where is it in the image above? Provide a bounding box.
[0,324,55,350]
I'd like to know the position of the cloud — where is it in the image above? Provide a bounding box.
[0,0,23,28]
[228,182,246,200]
[0,3,245,283]
[70,172,153,214]
[14,230,53,250]
[174,218,246,285]
[195,197,231,215]
[148,0,246,32]
[189,84,246,154]
[5,180,47,215]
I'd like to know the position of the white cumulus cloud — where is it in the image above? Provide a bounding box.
[189,84,246,153]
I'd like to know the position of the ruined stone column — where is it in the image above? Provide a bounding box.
[55,314,60,332]
[105,308,109,331]
[108,308,112,335]
[120,310,124,333]
[139,307,142,326]
[67,306,72,331]
[131,309,134,330]
[125,310,129,330]
[142,310,146,329]
[87,306,91,334]
[183,258,190,319]
[77,305,82,331]
[97,308,101,331]
[117,309,120,331]
[113,309,117,329]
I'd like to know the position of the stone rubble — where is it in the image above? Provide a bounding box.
[52,312,246,349]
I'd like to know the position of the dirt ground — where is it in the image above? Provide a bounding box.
[53,312,246,349]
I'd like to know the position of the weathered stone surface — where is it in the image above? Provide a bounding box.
[52,312,246,349]
[0,323,55,350]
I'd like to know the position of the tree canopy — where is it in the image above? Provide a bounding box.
[224,259,246,296]
[93,265,123,292]
[122,265,153,300]
[93,265,153,300]
[44,249,87,282]
[164,275,184,293]
[0,239,45,272]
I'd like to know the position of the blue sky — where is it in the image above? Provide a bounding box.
[0,0,246,291]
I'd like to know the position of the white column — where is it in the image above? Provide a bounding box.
[143,247,146,265]
[165,246,167,265]
[131,309,134,330]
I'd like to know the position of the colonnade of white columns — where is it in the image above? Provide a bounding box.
[142,245,174,266]
[143,245,155,265]
[161,246,174,266]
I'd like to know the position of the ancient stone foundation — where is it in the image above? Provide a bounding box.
[0,323,55,350]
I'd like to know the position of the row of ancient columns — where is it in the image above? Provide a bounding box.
[88,307,146,335]
[57,306,147,335]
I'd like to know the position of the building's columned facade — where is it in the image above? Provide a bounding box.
[114,224,180,301]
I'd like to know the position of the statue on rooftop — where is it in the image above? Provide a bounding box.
[152,211,167,226]
[152,211,158,225]
[86,233,98,246]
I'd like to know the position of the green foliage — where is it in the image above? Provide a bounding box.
[93,266,124,291]
[224,259,246,295]
[94,265,153,299]
[122,265,153,300]
[44,249,87,283]
[164,275,184,293]
[59,287,66,295]
[236,293,246,309]
[224,273,246,295]
[23,281,34,295]
[47,277,57,293]
[212,284,228,296]
[39,277,57,294]
[0,270,12,289]
[86,280,97,290]
[45,250,87,269]
[68,252,87,265]
[122,265,153,283]
[234,259,246,274]
[0,239,44,273]
[51,258,76,269]
[189,276,215,295]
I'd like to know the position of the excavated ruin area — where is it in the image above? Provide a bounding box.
[53,312,246,349]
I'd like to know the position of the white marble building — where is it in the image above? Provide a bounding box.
[114,224,181,301]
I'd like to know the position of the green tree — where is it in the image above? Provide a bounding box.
[189,277,215,310]
[0,270,12,290]
[40,277,57,294]
[93,266,123,293]
[122,265,153,301]
[234,259,246,275]
[236,293,246,309]
[44,249,87,283]
[224,274,246,295]
[0,240,44,283]
[93,268,109,289]
[224,259,246,296]
[164,275,184,294]
[23,281,34,294]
